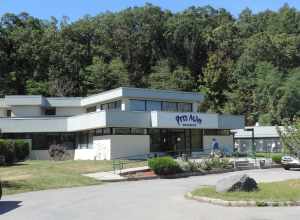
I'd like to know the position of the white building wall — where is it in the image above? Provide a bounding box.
[11,106,42,117]
[55,107,85,116]
[93,135,150,160]
[74,149,96,160]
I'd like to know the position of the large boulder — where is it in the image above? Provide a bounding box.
[216,174,258,193]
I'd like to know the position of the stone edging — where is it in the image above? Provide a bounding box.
[185,192,300,207]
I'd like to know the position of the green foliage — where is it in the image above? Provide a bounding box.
[0,4,300,125]
[277,120,300,155]
[0,139,30,164]
[148,157,182,175]
[14,140,30,161]
[201,158,232,170]
[0,139,16,165]
[272,154,283,164]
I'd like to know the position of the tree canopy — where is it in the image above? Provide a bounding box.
[0,4,300,125]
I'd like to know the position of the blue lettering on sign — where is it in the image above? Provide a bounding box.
[175,114,202,126]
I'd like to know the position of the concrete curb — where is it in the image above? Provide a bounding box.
[185,192,300,207]
[101,167,261,182]
[100,166,280,182]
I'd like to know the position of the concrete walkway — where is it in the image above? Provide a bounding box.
[82,166,149,181]
[2,168,300,220]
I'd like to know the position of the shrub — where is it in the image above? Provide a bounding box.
[14,140,30,161]
[48,144,70,161]
[176,159,191,172]
[200,158,232,171]
[148,156,182,175]
[272,154,283,164]
[0,139,15,165]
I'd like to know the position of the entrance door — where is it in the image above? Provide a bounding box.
[160,129,186,154]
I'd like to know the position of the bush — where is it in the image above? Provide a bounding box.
[176,159,192,172]
[0,139,30,165]
[148,156,182,175]
[15,140,30,161]
[0,139,15,165]
[48,144,69,161]
[272,154,283,164]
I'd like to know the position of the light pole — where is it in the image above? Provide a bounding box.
[245,127,255,159]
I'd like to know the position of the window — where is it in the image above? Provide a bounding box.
[95,129,103,136]
[86,106,96,113]
[101,100,121,111]
[6,110,12,117]
[204,129,231,136]
[146,101,161,111]
[113,128,131,135]
[103,128,112,135]
[162,102,177,112]
[45,108,56,116]
[178,103,192,112]
[32,133,76,150]
[191,129,203,151]
[131,128,147,135]
[130,100,146,111]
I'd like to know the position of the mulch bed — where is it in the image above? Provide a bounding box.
[121,170,158,179]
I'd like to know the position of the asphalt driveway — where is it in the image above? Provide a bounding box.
[1,168,300,220]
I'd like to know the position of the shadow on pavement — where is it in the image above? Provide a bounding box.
[0,201,22,215]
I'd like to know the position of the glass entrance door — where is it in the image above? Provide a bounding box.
[160,129,187,154]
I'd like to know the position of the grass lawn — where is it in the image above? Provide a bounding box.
[255,152,283,158]
[0,160,147,195]
[192,179,300,202]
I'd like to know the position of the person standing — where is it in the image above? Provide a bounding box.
[211,138,219,157]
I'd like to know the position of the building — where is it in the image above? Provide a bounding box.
[232,126,283,154]
[0,87,244,160]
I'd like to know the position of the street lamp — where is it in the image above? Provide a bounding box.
[244,127,255,159]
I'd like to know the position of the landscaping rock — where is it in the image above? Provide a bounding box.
[216,174,258,193]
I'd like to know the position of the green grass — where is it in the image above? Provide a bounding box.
[255,152,283,158]
[0,160,147,195]
[191,179,300,202]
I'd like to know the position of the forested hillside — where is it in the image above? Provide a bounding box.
[0,3,300,125]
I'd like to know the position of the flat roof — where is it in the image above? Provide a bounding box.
[232,126,283,138]
[1,87,204,108]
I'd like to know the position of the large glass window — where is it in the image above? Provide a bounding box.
[45,108,56,116]
[86,106,96,113]
[113,128,131,135]
[178,103,192,112]
[101,100,121,111]
[130,100,146,111]
[204,129,231,136]
[149,129,161,152]
[162,102,177,112]
[31,133,76,150]
[131,128,147,135]
[191,129,203,152]
[146,101,161,111]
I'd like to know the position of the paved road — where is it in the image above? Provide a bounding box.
[1,168,300,220]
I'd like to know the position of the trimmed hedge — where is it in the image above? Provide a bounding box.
[272,154,283,164]
[15,140,30,161]
[0,139,30,165]
[148,156,182,175]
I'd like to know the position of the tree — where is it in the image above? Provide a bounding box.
[277,120,300,155]
[83,57,129,95]
[149,60,195,91]
[277,68,300,122]
[199,52,233,113]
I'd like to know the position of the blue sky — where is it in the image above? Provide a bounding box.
[1,0,300,21]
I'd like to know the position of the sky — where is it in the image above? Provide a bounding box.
[1,0,300,21]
